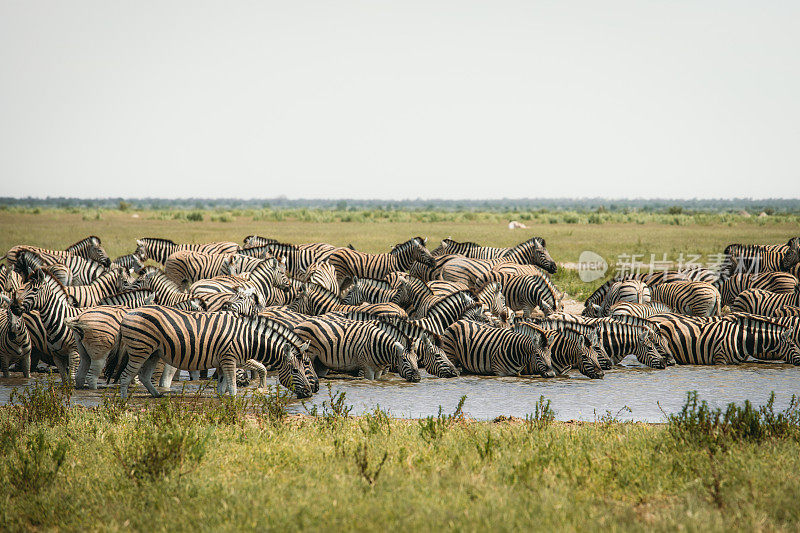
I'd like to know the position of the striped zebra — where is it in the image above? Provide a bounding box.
[0,304,32,378]
[327,237,435,287]
[588,280,651,317]
[134,238,240,266]
[714,272,798,306]
[117,305,313,398]
[653,314,800,365]
[433,237,557,273]
[731,287,800,316]
[479,272,563,317]
[791,262,800,281]
[474,281,513,326]
[411,290,485,334]
[582,271,688,316]
[135,267,206,309]
[530,318,612,370]
[650,281,720,317]
[237,241,334,277]
[409,254,458,282]
[45,264,74,286]
[65,306,128,389]
[111,253,145,275]
[63,267,127,307]
[327,310,459,378]
[14,248,107,285]
[288,283,407,319]
[439,257,515,290]
[608,301,674,319]
[19,268,81,380]
[721,238,800,277]
[163,251,235,289]
[243,235,279,248]
[294,315,421,382]
[539,327,605,378]
[6,236,110,267]
[97,289,155,307]
[441,319,555,377]
[387,273,438,318]
[346,277,395,305]
[773,306,800,318]
[221,254,268,276]
[538,315,666,368]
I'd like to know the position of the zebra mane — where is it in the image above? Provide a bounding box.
[67,235,102,249]
[138,237,177,246]
[390,238,422,254]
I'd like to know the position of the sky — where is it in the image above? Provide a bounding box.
[1,1,799,200]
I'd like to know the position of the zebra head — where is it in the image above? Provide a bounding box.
[341,278,366,305]
[394,337,421,383]
[20,269,45,313]
[776,327,800,366]
[633,328,666,369]
[260,257,291,290]
[277,342,314,398]
[392,237,436,269]
[530,327,556,378]
[577,330,605,379]
[86,236,111,267]
[532,239,557,274]
[134,239,148,261]
[783,237,800,271]
[288,285,310,314]
[418,332,458,378]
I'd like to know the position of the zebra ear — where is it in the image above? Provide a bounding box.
[136,239,144,246]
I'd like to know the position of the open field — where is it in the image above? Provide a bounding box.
[1,382,799,532]
[1,209,798,300]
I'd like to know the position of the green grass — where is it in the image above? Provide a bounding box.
[1,380,799,531]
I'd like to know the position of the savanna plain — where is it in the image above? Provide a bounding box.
[1,208,800,532]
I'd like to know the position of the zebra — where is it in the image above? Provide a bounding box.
[773,306,800,318]
[294,315,421,382]
[117,305,313,398]
[222,254,269,276]
[327,237,436,288]
[530,318,613,370]
[328,310,459,378]
[433,237,557,273]
[134,267,207,309]
[474,281,513,326]
[163,251,236,289]
[608,301,674,319]
[650,281,720,317]
[440,319,555,377]
[721,238,800,278]
[347,277,396,305]
[288,283,407,319]
[587,280,651,317]
[0,304,32,378]
[65,306,128,389]
[478,272,563,317]
[539,327,605,378]
[538,315,666,368]
[409,254,459,282]
[386,273,438,318]
[134,238,240,266]
[6,236,110,268]
[45,264,73,286]
[19,268,81,380]
[243,235,279,248]
[111,253,145,275]
[97,290,156,307]
[411,290,486,335]
[714,272,798,306]
[731,287,800,316]
[236,241,333,277]
[653,314,800,365]
[582,271,688,316]
[488,262,549,279]
[439,257,515,290]
[63,267,127,307]
[14,248,107,285]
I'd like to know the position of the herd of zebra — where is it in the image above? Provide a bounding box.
[0,234,799,399]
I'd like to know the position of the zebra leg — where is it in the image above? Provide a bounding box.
[312,358,330,378]
[220,356,237,396]
[216,371,227,395]
[159,364,179,388]
[52,354,71,383]
[68,348,80,380]
[243,359,267,388]
[188,371,200,380]
[120,350,157,399]
[362,367,376,380]
[199,369,209,379]
[136,353,162,397]
[1,354,8,378]
[75,342,91,389]
[86,358,105,390]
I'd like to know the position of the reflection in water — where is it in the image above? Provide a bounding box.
[2,356,799,422]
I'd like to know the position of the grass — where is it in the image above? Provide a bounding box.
[0,380,799,531]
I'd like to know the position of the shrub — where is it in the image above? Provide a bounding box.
[186,211,204,222]
[525,395,555,430]
[418,395,466,442]
[111,423,209,484]
[3,429,68,494]
[304,383,353,429]
[9,374,73,427]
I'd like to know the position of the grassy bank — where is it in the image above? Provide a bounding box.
[1,380,799,531]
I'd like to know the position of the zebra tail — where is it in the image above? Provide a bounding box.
[106,339,129,384]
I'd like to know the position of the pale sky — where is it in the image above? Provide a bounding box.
[1,1,799,199]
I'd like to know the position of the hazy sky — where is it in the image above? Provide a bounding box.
[1,1,798,199]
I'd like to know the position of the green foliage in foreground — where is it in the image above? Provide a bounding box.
[0,383,800,531]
